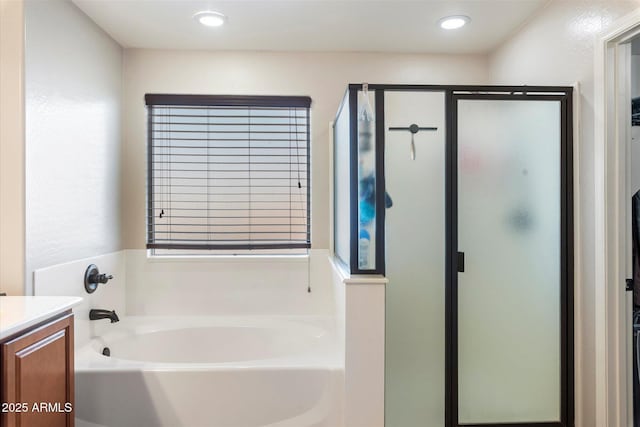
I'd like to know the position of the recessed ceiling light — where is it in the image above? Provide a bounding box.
[194,11,227,27]
[439,15,470,30]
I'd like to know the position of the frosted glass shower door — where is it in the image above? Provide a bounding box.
[385,91,446,427]
[456,98,564,424]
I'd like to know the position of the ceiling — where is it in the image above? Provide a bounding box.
[72,0,549,54]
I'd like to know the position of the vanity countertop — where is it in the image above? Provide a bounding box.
[0,296,82,341]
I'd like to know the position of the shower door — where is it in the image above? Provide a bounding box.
[451,93,572,427]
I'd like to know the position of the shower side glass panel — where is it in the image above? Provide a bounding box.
[334,91,351,267]
[357,88,376,271]
[333,86,381,274]
[384,90,446,427]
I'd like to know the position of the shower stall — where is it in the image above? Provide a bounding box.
[333,84,573,427]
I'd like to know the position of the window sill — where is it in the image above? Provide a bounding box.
[144,250,311,264]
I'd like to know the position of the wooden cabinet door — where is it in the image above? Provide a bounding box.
[1,313,74,427]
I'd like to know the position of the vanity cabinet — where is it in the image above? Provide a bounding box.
[1,312,74,427]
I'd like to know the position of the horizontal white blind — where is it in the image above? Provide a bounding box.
[146,95,311,251]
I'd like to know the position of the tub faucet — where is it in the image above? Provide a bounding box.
[89,309,119,323]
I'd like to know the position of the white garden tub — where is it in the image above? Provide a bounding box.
[74,316,343,427]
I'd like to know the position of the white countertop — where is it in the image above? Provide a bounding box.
[0,296,83,341]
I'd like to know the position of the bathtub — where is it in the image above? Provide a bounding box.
[74,316,344,427]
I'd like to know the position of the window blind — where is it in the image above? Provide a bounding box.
[146,94,311,252]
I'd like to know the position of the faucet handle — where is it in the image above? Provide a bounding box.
[96,274,113,284]
[85,265,113,293]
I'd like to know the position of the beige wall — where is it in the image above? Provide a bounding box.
[489,1,640,425]
[0,0,25,295]
[633,53,640,195]
[122,49,489,250]
[24,0,123,294]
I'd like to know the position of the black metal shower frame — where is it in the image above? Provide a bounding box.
[339,84,574,427]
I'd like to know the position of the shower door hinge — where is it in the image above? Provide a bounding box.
[457,252,465,273]
[627,278,634,292]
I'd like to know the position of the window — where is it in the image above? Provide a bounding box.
[146,94,311,255]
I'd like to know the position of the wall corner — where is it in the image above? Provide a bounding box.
[0,0,26,295]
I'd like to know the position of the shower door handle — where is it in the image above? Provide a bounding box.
[457,252,465,273]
